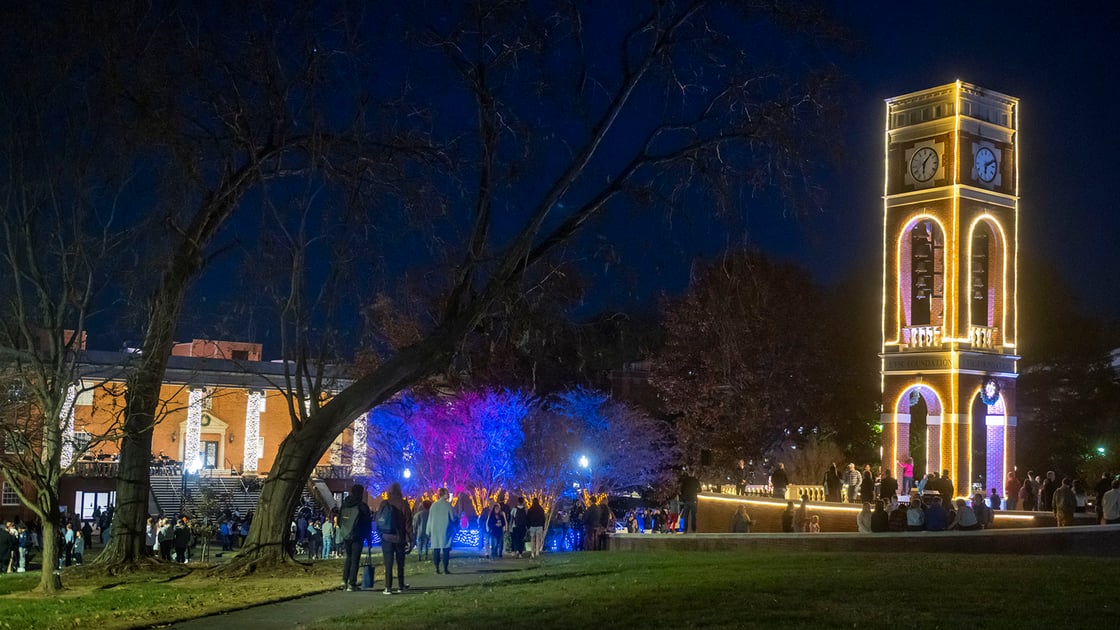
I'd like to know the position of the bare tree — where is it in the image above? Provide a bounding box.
[0,95,128,590]
[230,0,843,568]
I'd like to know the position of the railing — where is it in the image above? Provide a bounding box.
[904,325,942,349]
[737,484,827,502]
[314,464,353,479]
[72,460,119,478]
[969,326,995,349]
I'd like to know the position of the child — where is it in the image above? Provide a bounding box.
[73,530,85,565]
[809,515,821,533]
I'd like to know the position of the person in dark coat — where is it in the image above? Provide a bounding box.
[526,497,547,558]
[860,469,876,504]
[823,464,843,503]
[582,499,600,550]
[337,484,372,592]
[380,481,413,594]
[879,470,899,501]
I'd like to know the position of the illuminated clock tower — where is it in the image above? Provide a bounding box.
[880,81,1019,501]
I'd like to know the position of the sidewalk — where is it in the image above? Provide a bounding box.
[166,550,542,629]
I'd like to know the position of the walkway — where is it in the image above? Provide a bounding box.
[165,551,540,629]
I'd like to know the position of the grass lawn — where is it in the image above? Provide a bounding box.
[0,555,343,629]
[2,549,1115,628]
[317,550,1116,629]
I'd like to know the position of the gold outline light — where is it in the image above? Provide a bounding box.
[892,213,950,345]
[965,214,1010,345]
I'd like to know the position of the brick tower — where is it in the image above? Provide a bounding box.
[880,81,1019,500]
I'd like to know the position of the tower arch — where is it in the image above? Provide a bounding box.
[896,214,948,348]
[892,384,944,482]
[966,215,1009,349]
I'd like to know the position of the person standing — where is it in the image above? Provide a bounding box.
[1040,471,1058,512]
[63,522,75,567]
[770,463,789,500]
[72,530,85,565]
[679,470,701,532]
[1094,473,1112,522]
[337,484,372,592]
[485,499,506,560]
[1101,479,1120,525]
[526,497,547,558]
[843,464,862,503]
[735,460,748,496]
[859,469,876,504]
[0,523,13,574]
[823,464,843,503]
[378,482,413,594]
[1019,472,1037,511]
[1053,477,1077,527]
[508,497,528,558]
[1005,471,1022,511]
[427,488,455,574]
[321,512,335,560]
[898,457,915,496]
[173,517,191,563]
[879,470,899,501]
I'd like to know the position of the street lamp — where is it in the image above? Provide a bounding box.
[402,467,412,480]
[579,455,591,493]
[1098,446,1107,457]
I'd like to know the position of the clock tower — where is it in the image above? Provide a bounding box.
[880,81,1019,501]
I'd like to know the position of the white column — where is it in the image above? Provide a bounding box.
[351,412,368,475]
[242,390,264,473]
[59,383,77,468]
[185,387,205,470]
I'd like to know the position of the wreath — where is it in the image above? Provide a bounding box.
[980,378,1000,406]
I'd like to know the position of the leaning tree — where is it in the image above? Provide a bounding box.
[227,0,846,568]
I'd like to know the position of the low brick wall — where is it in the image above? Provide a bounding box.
[610,525,1120,557]
[694,492,1095,533]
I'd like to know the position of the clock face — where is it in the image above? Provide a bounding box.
[975,147,998,183]
[909,147,939,183]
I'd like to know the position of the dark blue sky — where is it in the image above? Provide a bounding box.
[590,2,1120,323]
[164,2,1118,357]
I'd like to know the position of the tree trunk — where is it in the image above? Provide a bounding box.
[226,431,321,571]
[36,519,63,593]
[99,423,160,566]
[97,275,190,568]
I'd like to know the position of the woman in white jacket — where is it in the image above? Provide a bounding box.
[426,487,456,574]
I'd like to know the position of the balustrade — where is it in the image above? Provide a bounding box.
[904,325,942,349]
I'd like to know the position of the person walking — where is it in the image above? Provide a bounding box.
[526,497,547,558]
[378,482,413,594]
[337,484,372,592]
[426,488,455,574]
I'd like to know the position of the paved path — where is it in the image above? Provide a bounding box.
[164,552,540,629]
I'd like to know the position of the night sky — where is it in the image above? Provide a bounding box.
[589,3,1120,327]
[61,2,1118,352]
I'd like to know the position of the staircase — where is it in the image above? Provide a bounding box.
[149,472,263,517]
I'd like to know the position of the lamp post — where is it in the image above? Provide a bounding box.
[579,455,591,493]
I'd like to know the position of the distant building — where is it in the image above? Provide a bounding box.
[1,338,362,523]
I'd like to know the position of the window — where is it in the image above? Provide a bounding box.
[2,482,19,506]
[231,350,249,361]
[73,431,92,455]
[75,382,94,407]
